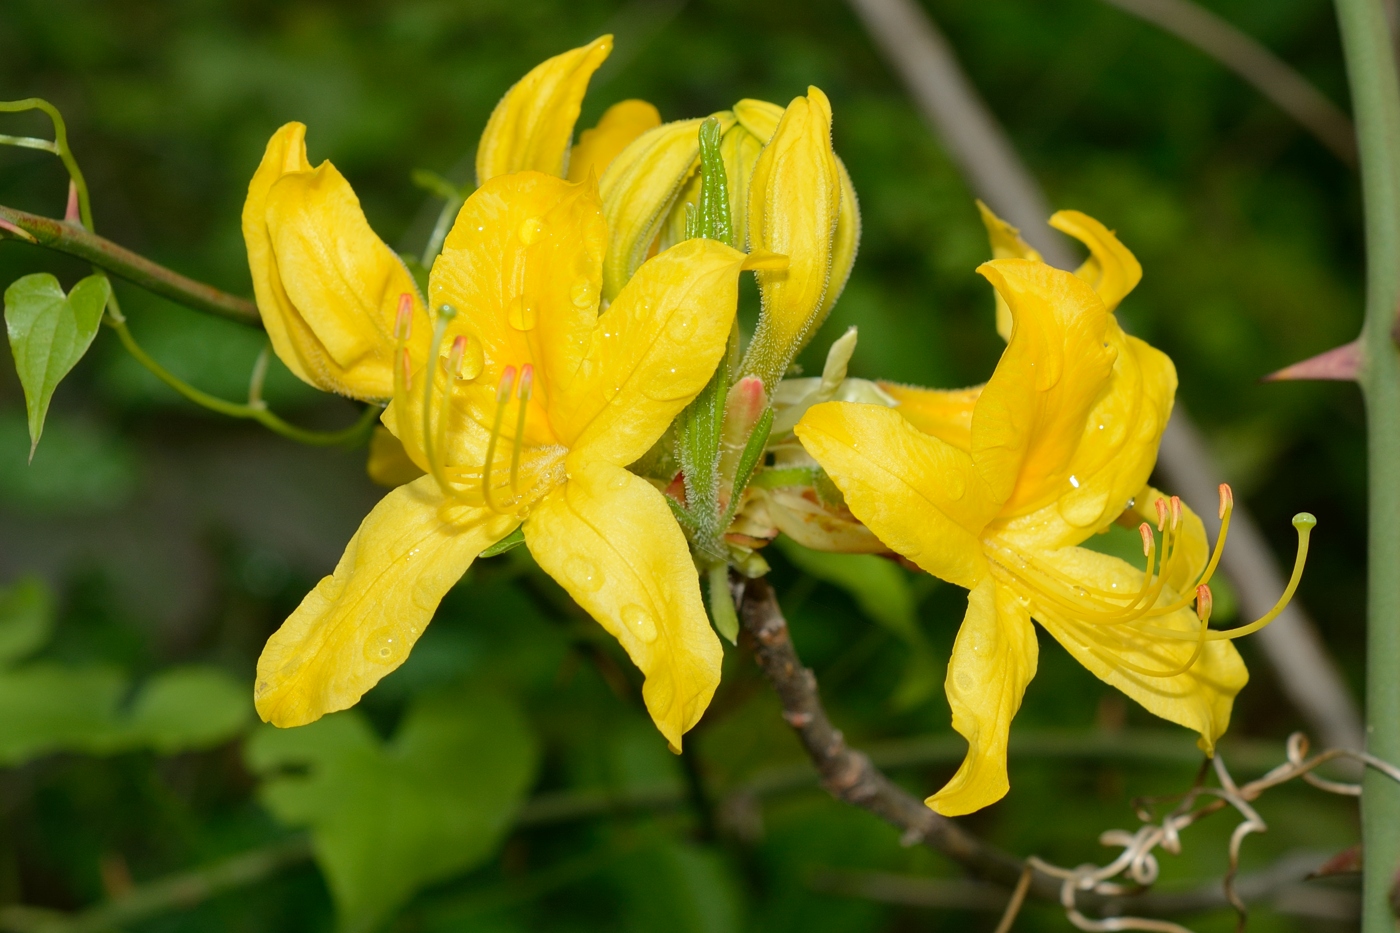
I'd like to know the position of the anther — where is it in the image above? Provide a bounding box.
[1218,483,1234,521]
[517,363,534,402]
[1195,584,1213,623]
[497,366,517,402]
[394,293,413,341]
[1169,496,1182,531]
[1155,498,1169,532]
[1139,522,1154,558]
[446,335,467,378]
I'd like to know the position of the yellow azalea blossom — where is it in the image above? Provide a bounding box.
[243,36,629,399]
[796,215,1313,816]
[568,99,663,183]
[254,170,779,748]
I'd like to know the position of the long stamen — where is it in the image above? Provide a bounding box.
[510,364,533,496]
[482,366,516,513]
[1148,483,1235,617]
[426,335,469,497]
[1106,583,1216,679]
[420,304,456,476]
[392,294,413,403]
[1207,513,1316,641]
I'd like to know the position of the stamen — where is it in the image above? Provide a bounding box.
[1148,483,1234,617]
[1169,496,1182,531]
[420,304,456,494]
[1195,584,1213,623]
[510,364,533,494]
[1139,522,1154,557]
[1218,483,1233,521]
[1208,513,1316,641]
[482,366,516,512]
[1155,497,1169,532]
[428,336,470,489]
[393,293,413,341]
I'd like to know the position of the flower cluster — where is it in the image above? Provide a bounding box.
[243,36,1313,812]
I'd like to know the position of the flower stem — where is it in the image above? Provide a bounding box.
[1332,0,1400,929]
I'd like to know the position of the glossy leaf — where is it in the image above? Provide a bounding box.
[4,272,110,457]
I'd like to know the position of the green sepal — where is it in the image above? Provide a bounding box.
[665,495,700,535]
[707,564,739,644]
[4,272,110,458]
[481,526,525,558]
[728,406,774,513]
[694,117,734,247]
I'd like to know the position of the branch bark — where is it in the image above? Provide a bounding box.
[0,203,261,328]
[842,0,1364,752]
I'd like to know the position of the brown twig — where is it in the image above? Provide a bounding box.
[0,203,261,328]
[1099,0,1356,166]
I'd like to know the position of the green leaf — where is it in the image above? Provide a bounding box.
[4,272,110,456]
[728,406,774,510]
[776,539,940,708]
[0,575,53,666]
[0,662,250,765]
[246,686,538,933]
[480,526,525,558]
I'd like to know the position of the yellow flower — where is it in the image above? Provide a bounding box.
[253,169,777,750]
[242,36,625,399]
[796,211,1313,815]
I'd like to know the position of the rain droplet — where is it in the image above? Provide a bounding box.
[1069,474,1081,489]
[622,604,658,642]
[364,627,408,665]
[457,335,484,380]
[954,672,974,693]
[668,313,696,342]
[519,217,543,245]
[508,296,537,330]
[566,555,603,592]
[608,471,630,490]
[570,278,597,308]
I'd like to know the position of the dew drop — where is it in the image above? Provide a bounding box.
[364,626,408,665]
[457,335,484,380]
[668,313,696,342]
[608,471,630,490]
[954,672,974,693]
[621,604,658,642]
[518,217,543,245]
[508,295,537,330]
[566,555,603,592]
[570,277,597,308]
[1069,474,1081,489]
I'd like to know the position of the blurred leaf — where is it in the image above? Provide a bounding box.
[611,839,744,933]
[3,272,110,456]
[0,411,138,514]
[0,575,53,665]
[0,662,250,765]
[776,539,938,707]
[246,686,539,933]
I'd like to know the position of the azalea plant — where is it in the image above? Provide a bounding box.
[0,5,1396,933]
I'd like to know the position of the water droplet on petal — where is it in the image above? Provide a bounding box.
[622,604,658,642]
[519,217,543,244]
[570,278,597,308]
[1069,474,1081,489]
[364,626,409,665]
[565,555,603,592]
[954,672,974,693]
[668,313,696,342]
[608,471,629,490]
[509,296,537,330]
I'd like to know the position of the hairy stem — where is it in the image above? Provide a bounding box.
[1334,0,1400,928]
[0,203,260,327]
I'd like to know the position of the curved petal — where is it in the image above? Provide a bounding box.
[739,87,841,391]
[367,425,426,488]
[878,381,983,453]
[1051,210,1143,313]
[476,36,613,185]
[975,200,1042,341]
[733,98,784,140]
[525,460,722,749]
[255,476,518,727]
[568,99,662,183]
[1029,546,1247,754]
[264,164,428,399]
[820,155,861,324]
[795,402,998,590]
[243,123,427,399]
[928,578,1038,816]
[551,237,750,466]
[972,259,1116,517]
[430,171,606,443]
[599,112,736,300]
[719,122,766,251]
[993,326,1176,551]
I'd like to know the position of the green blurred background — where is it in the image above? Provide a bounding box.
[0,0,1370,930]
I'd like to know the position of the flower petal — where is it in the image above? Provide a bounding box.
[476,36,613,185]
[974,200,1042,341]
[739,87,842,391]
[795,402,998,590]
[244,123,427,399]
[1030,546,1247,754]
[599,112,736,301]
[525,460,722,748]
[367,425,426,488]
[878,381,983,453]
[928,578,1038,816]
[1051,211,1143,313]
[568,99,662,183]
[255,476,518,727]
[431,171,606,440]
[972,259,1116,517]
[551,237,749,467]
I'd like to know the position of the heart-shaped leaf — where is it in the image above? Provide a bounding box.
[246,686,538,933]
[4,272,111,457]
